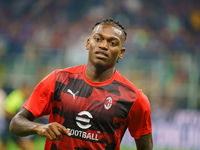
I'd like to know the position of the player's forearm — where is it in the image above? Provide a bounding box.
[9,114,43,137]
[136,141,153,150]
[135,132,153,150]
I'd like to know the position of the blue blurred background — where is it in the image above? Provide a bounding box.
[0,0,200,149]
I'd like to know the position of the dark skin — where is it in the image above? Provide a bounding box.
[10,24,153,149]
[85,24,126,82]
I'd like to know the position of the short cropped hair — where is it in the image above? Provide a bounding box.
[92,18,127,41]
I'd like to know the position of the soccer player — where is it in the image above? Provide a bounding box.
[9,18,153,150]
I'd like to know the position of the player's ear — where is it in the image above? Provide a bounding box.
[118,47,125,59]
[86,38,90,50]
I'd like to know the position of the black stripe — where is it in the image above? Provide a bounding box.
[95,80,121,96]
[120,126,128,142]
[54,81,66,102]
[52,107,61,115]
[105,143,116,150]
[114,99,134,119]
[63,77,93,98]
[50,143,57,150]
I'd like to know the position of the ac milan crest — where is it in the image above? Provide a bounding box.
[104,97,113,110]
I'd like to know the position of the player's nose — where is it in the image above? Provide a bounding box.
[99,40,108,50]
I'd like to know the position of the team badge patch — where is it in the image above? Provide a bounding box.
[104,97,113,110]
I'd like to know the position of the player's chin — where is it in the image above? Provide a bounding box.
[94,62,106,68]
[93,58,114,69]
[94,61,114,69]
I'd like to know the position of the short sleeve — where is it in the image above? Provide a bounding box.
[23,70,56,118]
[127,90,152,139]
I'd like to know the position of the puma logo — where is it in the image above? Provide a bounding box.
[67,89,79,99]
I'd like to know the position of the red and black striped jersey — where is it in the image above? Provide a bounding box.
[23,64,152,150]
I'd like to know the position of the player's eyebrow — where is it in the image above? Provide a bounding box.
[94,33,120,42]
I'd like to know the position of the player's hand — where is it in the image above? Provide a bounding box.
[34,122,71,141]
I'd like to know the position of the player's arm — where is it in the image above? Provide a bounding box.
[135,132,153,150]
[10,107,71,141]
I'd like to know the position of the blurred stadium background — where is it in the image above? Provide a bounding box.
[0,0,200,150]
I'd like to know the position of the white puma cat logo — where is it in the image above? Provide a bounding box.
[67,89,79,99]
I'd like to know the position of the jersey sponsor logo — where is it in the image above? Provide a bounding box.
[76,111,93,129]
[104,97,113,110]
[67,128,100,141]
[67,89,79,99]
[72,111,100,141]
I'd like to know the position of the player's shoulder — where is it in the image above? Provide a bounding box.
[43,65,85,82]
[137,89,150,105]
[115,71,139,92]
[55,65,85,74]
[115,71,149,103]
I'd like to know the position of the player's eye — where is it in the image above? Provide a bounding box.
[110,41,117,46]
[95,37,101,42]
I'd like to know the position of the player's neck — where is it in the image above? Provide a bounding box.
[85,64,115,83]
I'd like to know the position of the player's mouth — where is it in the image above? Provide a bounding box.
[95,51,108,59]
